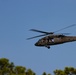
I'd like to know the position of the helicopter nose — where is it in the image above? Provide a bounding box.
[35,42,39,46]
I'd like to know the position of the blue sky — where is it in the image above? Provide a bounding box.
[0,0,76,74]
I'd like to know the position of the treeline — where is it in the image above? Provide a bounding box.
[0,58,76,75]
[0,58,35,75]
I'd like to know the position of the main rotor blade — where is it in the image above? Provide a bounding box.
[30,29,54,34]
[27,29,54,40]
[27,24,76,40]
[27,34,48,40]
[27,33,70,40]
[54,24,76,33]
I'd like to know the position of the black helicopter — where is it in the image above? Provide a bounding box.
[27,24,76,49]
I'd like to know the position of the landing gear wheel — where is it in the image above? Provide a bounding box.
[45,45,50,49]
[47,46,50,49]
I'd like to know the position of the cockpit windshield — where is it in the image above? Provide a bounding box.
[38,39,44,43]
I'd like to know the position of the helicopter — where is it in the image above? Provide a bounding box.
[27,24,76,49]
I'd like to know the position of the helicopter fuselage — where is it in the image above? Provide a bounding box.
[27,24,76,49]
[35,35,76,49]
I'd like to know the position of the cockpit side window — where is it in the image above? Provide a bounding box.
[38,39,44,43]
[51,39,54,42]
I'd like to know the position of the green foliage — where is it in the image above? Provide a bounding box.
[26,69,36,75]
[15,66,26,74]
[0,58,35,75]
[0,58,9,69]
[42,72,47,75]
[48,74,51,75]
[0,58,76,75]
[0,58,10,75]
[54,67,76,75]
[42,72,51,75]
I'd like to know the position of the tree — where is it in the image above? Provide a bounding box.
[26,69,36,75]
[42,72,47,75]
[0,58,10,75]
[8,62,15,74]
[42,72,51,75]
[15,66,26,74]
[0,58,36,75]
[0,58,9,70]
[0,58,76,75]
[54,67,76,75]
